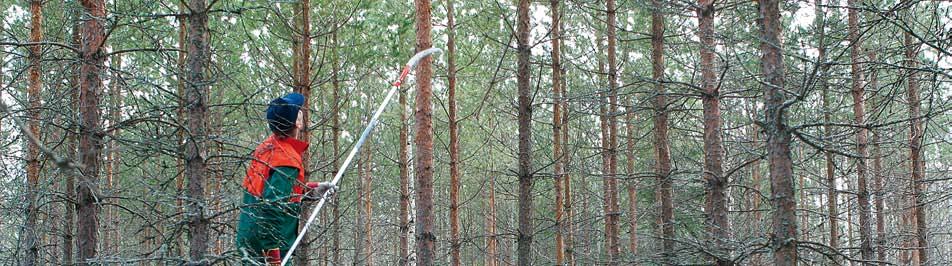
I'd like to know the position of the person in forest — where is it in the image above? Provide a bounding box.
[236,92,336,265]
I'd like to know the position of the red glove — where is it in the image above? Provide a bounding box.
[306,182,320,189]
[264,248,281,265]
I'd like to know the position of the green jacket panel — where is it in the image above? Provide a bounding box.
[236,166,301,258]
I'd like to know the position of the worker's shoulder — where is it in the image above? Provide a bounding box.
[251,138,302,167]
[251,139,277,157]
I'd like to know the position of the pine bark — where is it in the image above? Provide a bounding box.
[291,0,311,142]
[185,0,210,262]
[848,192,854,259]
[816,0,839,258]
[598,70,611,263]
[175,1,188,256]
[331,30,342,266]
[77,0,106,263]
[64,9,81,263]
[23,0,43,263]
[625,95,638,259]
[561,65,575,266]
[903,4,928,262]
[697,0,729,263]
[596,21,610,264]
[24,0,44,263]
[605,0,621,262]
[362,140,374,265]
[848,1,874,262]
[758,0,798,264]
[486,173,499,266]
[413,0,436,263]
[868,51,886,265]
[291,1,313,264]
[749,121,763,266]
[397,44,411,266]
[651,0,675,261]
[516,0,534,264]
[899,202,912,265]
[550,0,565,264]
[447,0,461,264]
[105,50,122,256]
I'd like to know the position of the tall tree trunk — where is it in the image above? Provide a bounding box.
[903,3,928,262]
[696,0,729,264]
[77,0,106,263]
[184,0,210,262]
[605,0,621,262]
[64,8,80,263]
[868,51,885,265]
[899,203,912,265]
[23,0,43,263]
[561,65,575,266]
[330,30,342,266]
[413,0,436,263]
[354,143,365,264]
[550,0,565,264]
[625,95,638,260]
[516,0,534,264]
[598,71,611,264]
[596,19,610,263]
[815,0,839,260]
[175,1,188,257]
[397,38,411,266]
[291,1,313,264]
[106,49,122,256]
[362,140,374,265]
[650,0,675,261]
[446,0,461,264]
[750,122,763,266]
[847,1,874,262]
[757,0,798,264]
[486,171,498,266]
[847,189,854,263]
[799,172,808,241]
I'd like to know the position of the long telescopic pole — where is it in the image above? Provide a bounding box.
[281,48,442,266]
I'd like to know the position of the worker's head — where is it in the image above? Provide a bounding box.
[266,92,305,138]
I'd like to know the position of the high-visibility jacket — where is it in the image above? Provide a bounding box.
[237,135,310,263]
[243,134,309,202]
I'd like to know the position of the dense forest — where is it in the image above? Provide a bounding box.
[1,0,950,265]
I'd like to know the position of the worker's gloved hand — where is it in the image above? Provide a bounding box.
[264,248,281,265]
[305,181,337,201]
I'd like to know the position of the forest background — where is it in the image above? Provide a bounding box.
[0,0,950,265]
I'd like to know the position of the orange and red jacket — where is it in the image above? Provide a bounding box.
[243,134,309,203]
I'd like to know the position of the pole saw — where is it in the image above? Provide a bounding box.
[281,47,442,266]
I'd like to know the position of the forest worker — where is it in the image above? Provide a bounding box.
[236,92,336,265]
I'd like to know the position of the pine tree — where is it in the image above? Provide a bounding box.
[22,0,43,263]
[184,0,210,262]
[413,0,436,263]
[651,0,675,261]
[697,0,729,263]
[447,0,462,264]
[847,0,874,261]
[77,0,107,263]
[903,2,928,262]
[550,0,566,263]
[758,0,798,264]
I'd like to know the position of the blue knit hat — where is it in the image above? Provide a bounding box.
[266,92,305,134]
